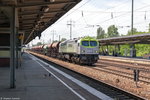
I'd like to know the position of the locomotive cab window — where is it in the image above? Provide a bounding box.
[82,41,89,46]
[90,41,97,46]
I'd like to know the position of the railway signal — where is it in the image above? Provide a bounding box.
[133,69,140,88]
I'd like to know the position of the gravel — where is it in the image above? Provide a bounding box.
[29,51,150,99]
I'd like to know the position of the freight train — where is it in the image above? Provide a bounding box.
[31,37,99,65]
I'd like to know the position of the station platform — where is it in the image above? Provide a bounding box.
[0,52,112,100]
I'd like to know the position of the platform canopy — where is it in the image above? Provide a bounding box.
[98,33,150,45]
[0,0,81,44]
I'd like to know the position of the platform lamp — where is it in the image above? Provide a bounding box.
[131,0,134,35]
[40,15,44,19]
[50,0,55,2]
[42,6,49,13]
[45,0,55,2]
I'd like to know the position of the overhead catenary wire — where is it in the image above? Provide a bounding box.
[60,0,150,31]
[71,0,132,35]
[73,0,130,25]
[71,9,150,14]
[95,4,150,24]
[52,0,92,26]
[44,0,150,41]
[43,0,92,40]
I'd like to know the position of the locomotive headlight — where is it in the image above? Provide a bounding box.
[95,50,98,53]
[82,50,85,53]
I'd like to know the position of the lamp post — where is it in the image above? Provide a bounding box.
[131,0,134,35]
[67,19,75,40]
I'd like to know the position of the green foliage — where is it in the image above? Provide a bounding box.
[119,44,150,57]
[107,25,119,37]
[53,40,58,43]
[36,42,42,46]
[61,38,67,42]
[99,45,115,55]
[119,30,150,57]
[135,44,150,56]
[119,45,130,56]
[127,28,138,35]
[148,23,150,32]
[98,24,150,58]
[119,28,150,57]
[97,26,105,39]
[100,44,150,57]
[127,28,148,36]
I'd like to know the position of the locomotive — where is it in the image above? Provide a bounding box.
[31,36,99,65]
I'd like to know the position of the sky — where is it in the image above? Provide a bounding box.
[30,0,150,45]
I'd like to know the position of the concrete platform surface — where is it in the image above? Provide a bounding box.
[0,53,82,100]
[0,53,113,100]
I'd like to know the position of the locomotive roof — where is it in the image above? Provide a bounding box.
[80,36,97,41]
[60,37,98,44]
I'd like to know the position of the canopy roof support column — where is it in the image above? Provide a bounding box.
[10,6,17,88]
[130,44,136,58]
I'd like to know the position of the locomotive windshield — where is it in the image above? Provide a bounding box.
[90,41,97,46]
[81,41,97,47]
[82,41,89,46]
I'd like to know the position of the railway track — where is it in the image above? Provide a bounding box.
[98,58,150,71]
[93,66,150,84]
[96,62,150,78]
[95,59,150,84]
[30,52,146,100]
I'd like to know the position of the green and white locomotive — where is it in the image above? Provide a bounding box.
[59,37,99,65]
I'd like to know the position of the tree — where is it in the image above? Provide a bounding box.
[148,23,150,32]
[53,40,58,43]
[61,38,66,42]
[107,25,119,37]
[36,42,42,46]
[97,26,105,39]
[127,28,138,35]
